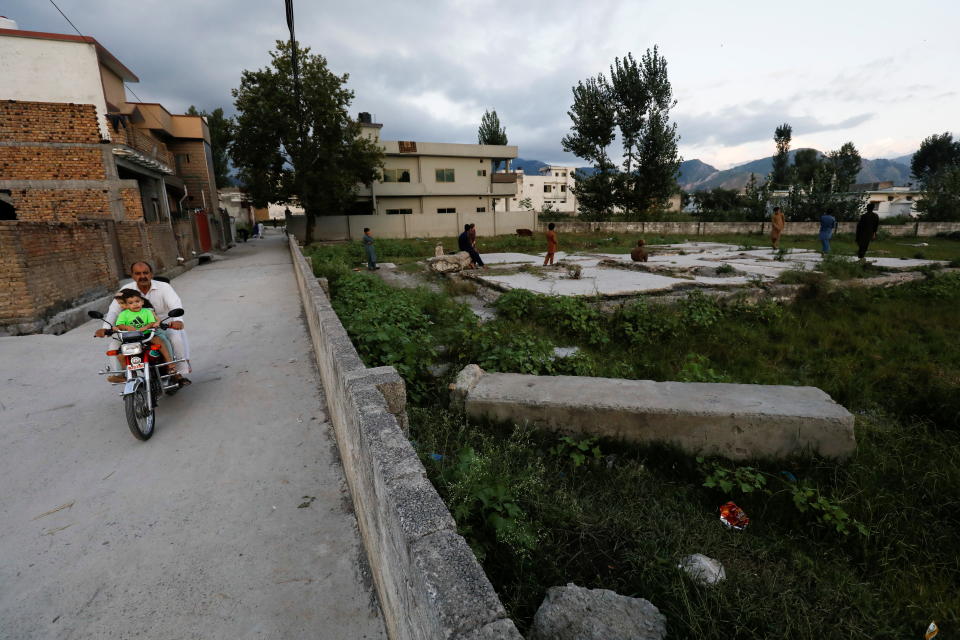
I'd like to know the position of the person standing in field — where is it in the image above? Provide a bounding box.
[818,208,837,254]
[543,222,558,266]
[855,202,881,260]
[362,227,379,270]
[770,206,786,250]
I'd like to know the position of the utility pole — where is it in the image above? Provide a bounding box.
[285,0,312,242]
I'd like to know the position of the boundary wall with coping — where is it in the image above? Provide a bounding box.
[286,210,537,242]
[288,236,522,640]
[540,220,960,237]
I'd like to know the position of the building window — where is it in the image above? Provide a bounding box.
[437,207,456,214]
[476,207,486,212]
[398,141,417,153]
[561,185,567,192]
[386,208,413,215]
[174,154,190,174]
[435,168,455,182]
[562,172,567,177]
[477,169,487,177]
[382,168,411,182]
[887,196,894,201]
[543,185,552,193]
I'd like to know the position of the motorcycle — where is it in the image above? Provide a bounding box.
[88,308,186,441]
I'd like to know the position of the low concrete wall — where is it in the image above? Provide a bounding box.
[543,220,960,238]
[287,210,538,242]
[453,366,856,461]
[288,237,522,640]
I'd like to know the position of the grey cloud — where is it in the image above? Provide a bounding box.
[676,100,874,147]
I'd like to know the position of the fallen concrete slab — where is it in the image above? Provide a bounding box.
[453,366,856,460]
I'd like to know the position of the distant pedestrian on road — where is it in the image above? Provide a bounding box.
[630,239,649,262]
[818,208,837,253]
[856,202,881,260]
[770,206,786,250]
[544,222,558,266]
[362,227,378,270]
[458,224,486,269]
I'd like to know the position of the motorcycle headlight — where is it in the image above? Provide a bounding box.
[121,343,143,356]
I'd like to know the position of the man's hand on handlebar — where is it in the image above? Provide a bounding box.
[166,321,184,330]
[94,328,108,338]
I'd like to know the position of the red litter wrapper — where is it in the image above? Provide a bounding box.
[719,501,750,530]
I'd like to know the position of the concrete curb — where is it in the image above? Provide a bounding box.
[288,237,522,640]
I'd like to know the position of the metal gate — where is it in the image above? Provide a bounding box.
[195,211,212,253]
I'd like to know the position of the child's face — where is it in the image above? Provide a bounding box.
[115,296,128,310]
[125,296,144,312]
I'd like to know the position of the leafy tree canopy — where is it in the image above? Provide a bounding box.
[230,40,383,243]
[912,132,960,187]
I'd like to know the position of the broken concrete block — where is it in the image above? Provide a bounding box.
[529,583,666,640]
[427,251,473,273]
[456,368,856,460]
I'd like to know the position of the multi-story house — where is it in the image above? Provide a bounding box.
[506,165,578,213]
[290,114,532,240]
[0,19,225,333]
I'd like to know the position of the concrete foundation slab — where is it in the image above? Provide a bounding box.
[456,368,856,460]
[469,244,947,298]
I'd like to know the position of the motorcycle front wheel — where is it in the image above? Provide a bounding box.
[124,384,155,441]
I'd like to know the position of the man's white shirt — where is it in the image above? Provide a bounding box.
[104,280,184,327]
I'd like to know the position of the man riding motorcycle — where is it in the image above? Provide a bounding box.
[95,261,191,387]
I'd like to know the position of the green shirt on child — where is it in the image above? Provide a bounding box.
[116,308,157,332]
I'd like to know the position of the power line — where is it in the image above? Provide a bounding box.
[48,0,83,36]
[46,0,181,136]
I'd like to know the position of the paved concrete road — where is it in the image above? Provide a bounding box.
[0,232,386,639]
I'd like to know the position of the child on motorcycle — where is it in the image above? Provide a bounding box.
[114,289,176,376]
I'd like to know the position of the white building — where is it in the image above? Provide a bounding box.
[506,165,578,213]
[285,115,533,240]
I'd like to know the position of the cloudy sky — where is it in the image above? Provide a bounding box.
[8,0,958,168]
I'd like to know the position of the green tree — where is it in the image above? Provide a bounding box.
[912,132,960,187]
[631,47,682,213]
[915,166,960,220]
[478,109,508,171]
[771,123,792,189]
[562,76,617,216]
[187,105,234,188]
[230,41,383,244]
[742,172,769,221]
[827,141,862,192]
[792,148,821,187]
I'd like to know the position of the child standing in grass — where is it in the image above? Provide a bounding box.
[544,222,558,266]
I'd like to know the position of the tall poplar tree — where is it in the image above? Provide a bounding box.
[771,123,792,189]
[478,109,508,171]
[562,75,617,215]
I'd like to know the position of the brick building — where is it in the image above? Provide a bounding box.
[0,25,230,334]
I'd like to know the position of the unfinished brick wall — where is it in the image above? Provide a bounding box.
[146,222,180,272]
[166,139,217,213]
[120,188,144,220]
[8,189,112,222]
[0,221,119,326]
[0,101,103,143]
[0,146,106,180]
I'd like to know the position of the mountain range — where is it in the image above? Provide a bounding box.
[513,151,916,192]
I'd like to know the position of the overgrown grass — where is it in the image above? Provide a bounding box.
[304,237,960,638]
[410,408,960,638]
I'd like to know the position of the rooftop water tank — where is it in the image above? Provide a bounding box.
[0,16,19,29]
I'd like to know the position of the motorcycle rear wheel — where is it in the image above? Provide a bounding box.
[124,385,155,441]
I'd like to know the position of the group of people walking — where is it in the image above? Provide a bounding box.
[771,202,881,258]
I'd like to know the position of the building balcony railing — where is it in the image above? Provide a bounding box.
[107,114,175,170]
[491,172,519,183]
